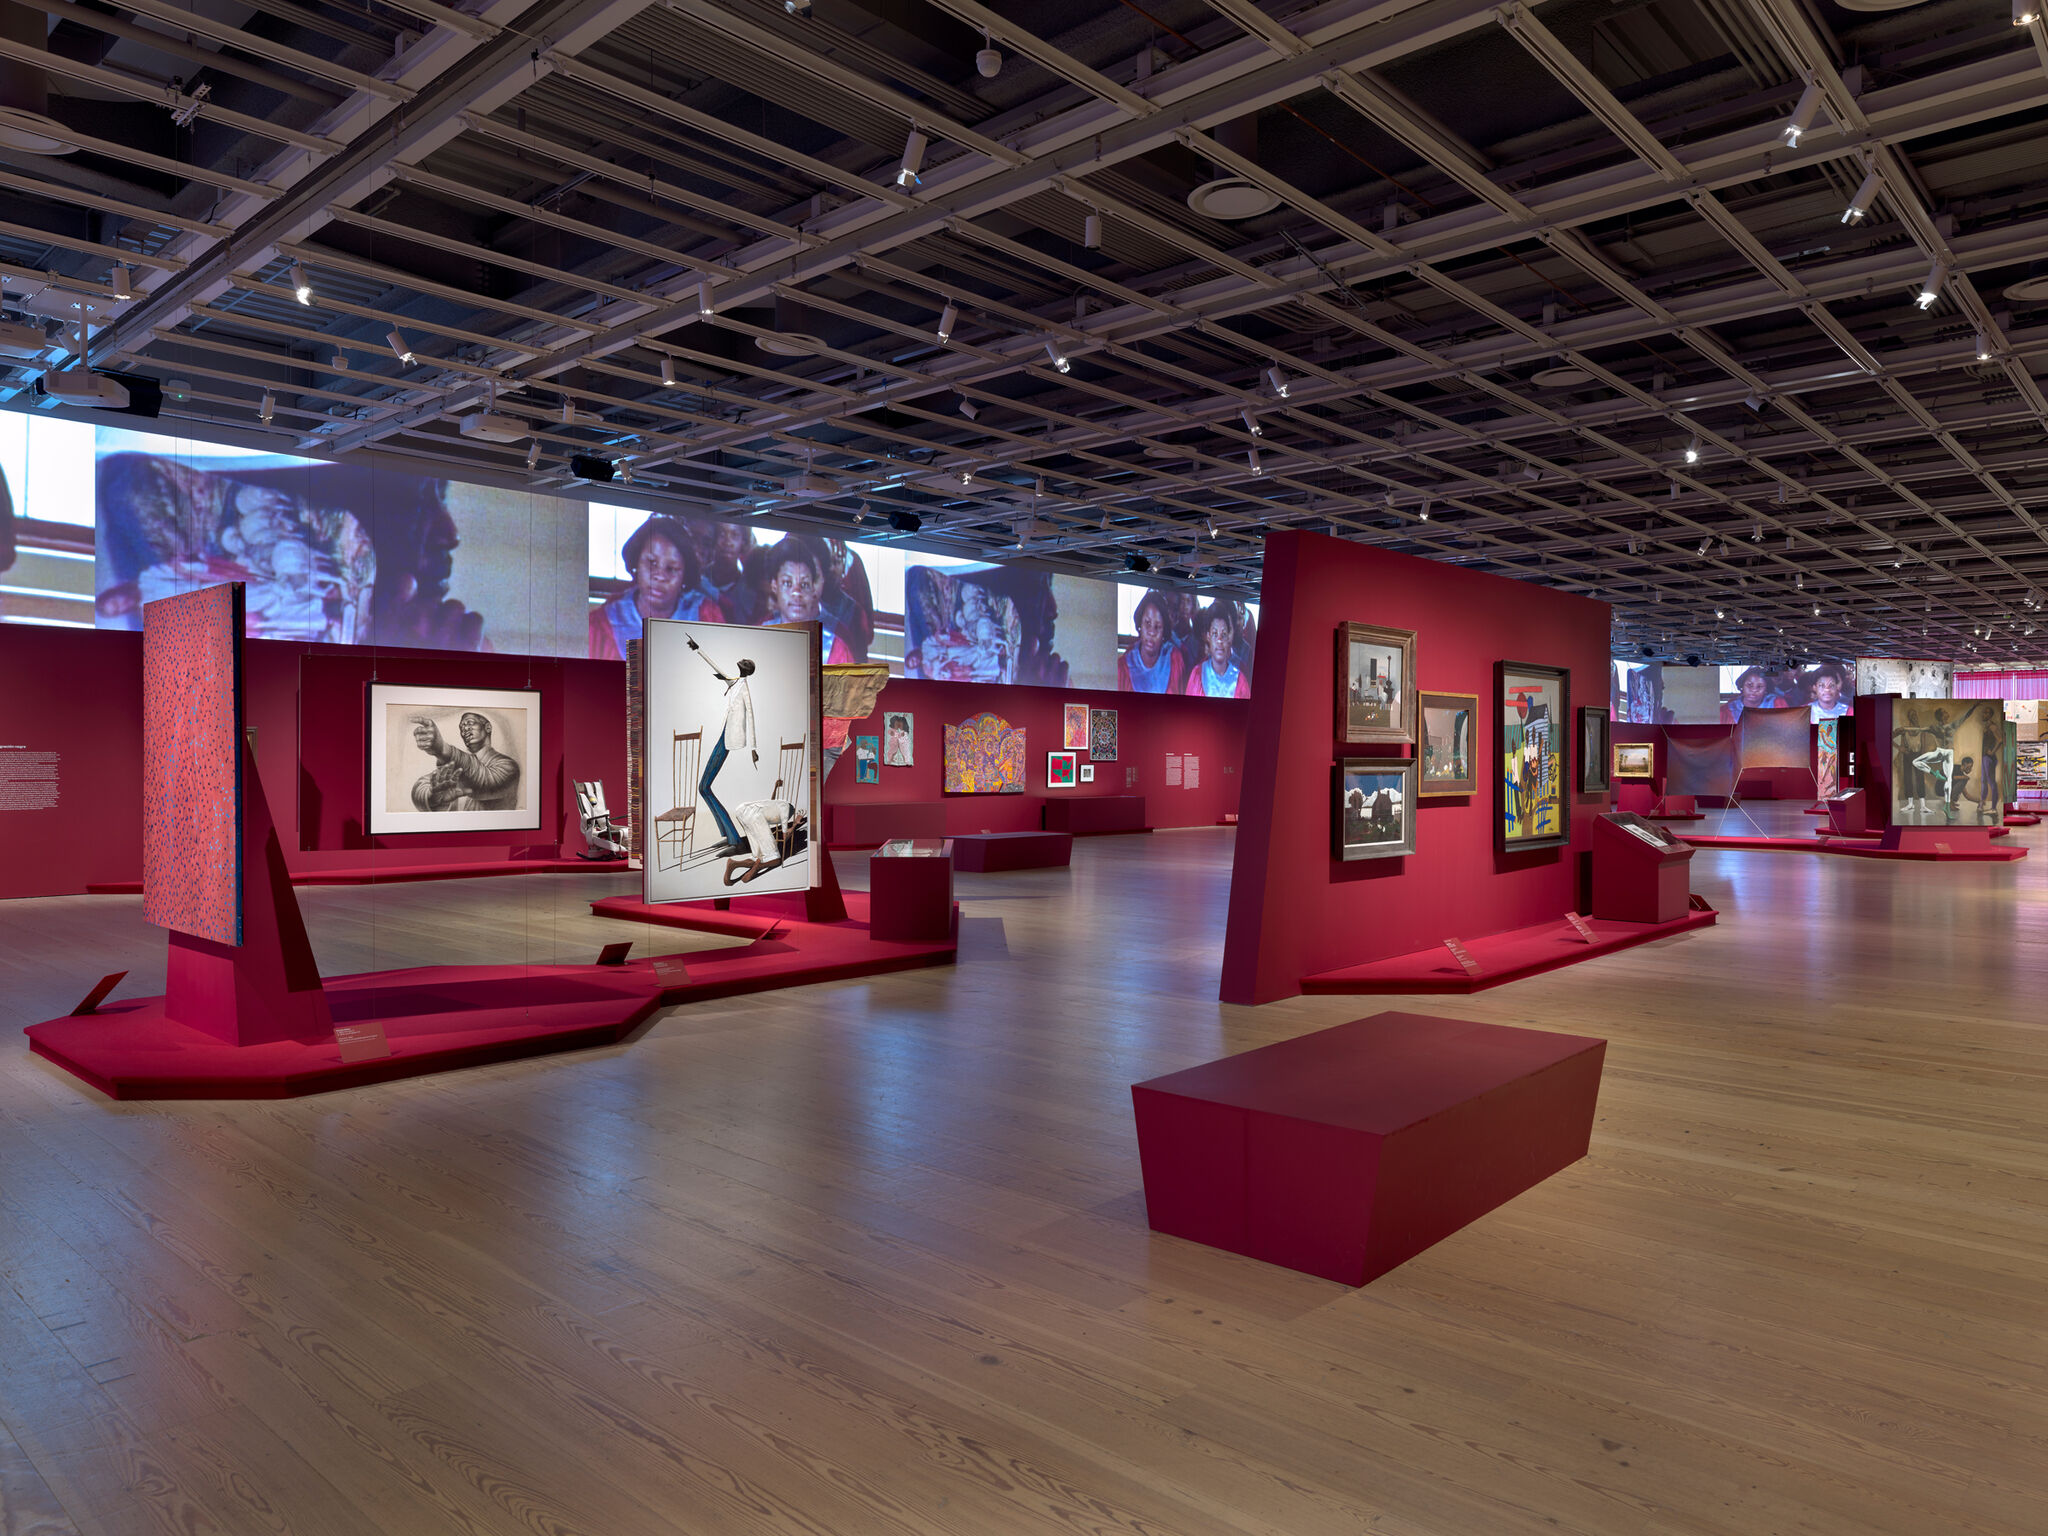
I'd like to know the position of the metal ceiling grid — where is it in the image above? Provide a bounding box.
[0,0,2043,662]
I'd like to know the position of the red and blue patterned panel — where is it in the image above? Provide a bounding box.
[142,582,243,945]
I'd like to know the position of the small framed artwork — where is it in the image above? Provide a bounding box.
[1578,706,1611,793]
[1335,758,1416,861]
[882,711,913,767]
[1047,750,1078,788]
[854,734,880,784]
[1612,742,1655,779]
[1089,708,1117,761]
[1498,660,1571,853]
[1080,763,1096,783]
[1063,703,1090,750]
[1417,690,1478,796]
[1337,622,1418,746]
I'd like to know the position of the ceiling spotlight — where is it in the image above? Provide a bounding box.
[526,439,540,470]
[976,29,1001,77]
[1669,480,1680,499]
[958,396,978,420]
[619,460,634,485]
[110,266,131,300]
[696,279,715,316]
[1627,534,1638,555]
[1684,436,1701,463]
[1082,212,1101,249]
[959,465,973,486]
[937,300,957,343]
[1915,259,1948,310]
[1241,407,1262,435]
[1264,366,1290,398]
[1043,339,1070,373]
[784,0,810,14]
[1843,166,1882,223]
[1813,604,1821,617]
[385,328,414,364]
[560,399,574,424]
[1520,465,1540,483]
[1796,572,1804,589]
[258,391,274,425]
[1782,77,1823,148]
[1743,392,1763,412]
[290,263,313,305]
[1714,607,1724,619]
[1784,531,1794,550]
[1419,500,1431,521]
[1697,537,1711,555]
[1975,330,1992,362]
[659,355,676,386]
[896,128,928,189]
[1776,483,1788,504]
[1752,522,1763,542]
[2017,0,2038,24]
[1247,447,1262,476]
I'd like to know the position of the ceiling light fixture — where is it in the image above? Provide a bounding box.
[1241,407,1262,436]
[1419,499,1431,521]
[1843,166,1882,223]
[526,439,540,470]
[1082,212,1101,249]
[290,263,313,305]
[1684,436,1701,463]
[386,329,414,364]
[659,355,676,386]
[896,128,928,189]
[958,396,977,419]
[1782,77,1824,148]
[1975,330,1992,362]
[1264,366,1290,398]
[976,28,1001,76]
[696,279,714,315]
[110,266,130,300]
[258,392,274,425]
[2017,0,2038,25]
[1043,339,1070,373]
[936,301,957,343]
[1247,447,1262,476]
[1915,259,1948,309]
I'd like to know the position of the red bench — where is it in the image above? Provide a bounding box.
[1131,1011,1605,1285]
[950,831,1072,872]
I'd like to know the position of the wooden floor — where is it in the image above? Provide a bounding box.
[2,817,2044,1535]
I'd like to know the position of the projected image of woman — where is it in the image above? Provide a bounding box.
[589,516,723,660]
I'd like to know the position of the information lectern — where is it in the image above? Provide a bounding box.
[1590,812,1696,925]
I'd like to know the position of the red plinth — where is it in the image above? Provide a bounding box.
[868,849,955,942]
[1041,795,1148,834]
[1131,1012,1606,1286]
[1614,782,1657,815]
[1651,794,1700,818]
[951,830,1072,871]
[1826,790,1869,836]
[1590,814,1695,925]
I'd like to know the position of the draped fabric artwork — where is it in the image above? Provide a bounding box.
[142,581,244,946]
[1737,706,1813,771]
[1664,731,1741,799]
[1955,670,2048,701]
[1817,718,1840,798]
[943,711,1026,794]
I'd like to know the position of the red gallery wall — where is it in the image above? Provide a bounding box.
[825,679,1247,837]
[1221,531,1612,1006]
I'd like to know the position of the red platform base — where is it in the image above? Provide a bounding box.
[1132,1012,1606,1285]
[86,857,629,894]
[1684,831,2025,862]
[1299,905,1717,995]
[25,963,665,1100]
[588,889,958,998]
[2006,813,2042,827]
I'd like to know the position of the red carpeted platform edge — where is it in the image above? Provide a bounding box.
[85,859,629,895]
[1683,833,2026,861]
[1648,811,1707,821]
[25,963,664,1100]
[2006,814,2042,827]
[1299,906,1717,995]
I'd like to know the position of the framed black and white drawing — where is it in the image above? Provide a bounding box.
[366,682,541,835]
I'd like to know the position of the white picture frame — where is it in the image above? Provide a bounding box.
[366,682,541,836]
[643,617,820,903]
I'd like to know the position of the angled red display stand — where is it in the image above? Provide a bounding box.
[1298,907,1716,994]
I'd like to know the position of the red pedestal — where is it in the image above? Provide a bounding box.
[951,831,1072,871]
[1042,795,1148,834]
[1880,825,2001,853]
[868,848,954,942]
[1652,794,1697,816]
[1826,790,1869,836]
[1132,1012,1605,1286]
[1590,813,1695,925]
[1615,782,1657,815]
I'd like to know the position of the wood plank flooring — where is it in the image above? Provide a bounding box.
[1,814,2044,1535]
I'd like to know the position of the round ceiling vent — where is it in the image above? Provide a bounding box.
[1186,176,1280,221]
[1532,365,1595,388]
[1833,0,1928,11]
[2001,275,2048,302]
[0,107,73,155]
[756,331,826,357]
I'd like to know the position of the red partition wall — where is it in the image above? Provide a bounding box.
[824,678,1248,835]
[1221,531,1611,1006]
[0,626,144,900]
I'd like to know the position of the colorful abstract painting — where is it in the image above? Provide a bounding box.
[1498,661,1569,852]
[142,581,243,945]
[1064,703,1090,750]
[943,711,1026,794]
[1816,718,1839,797]
[1047,750,1077,788]
[1089,708,1118,762]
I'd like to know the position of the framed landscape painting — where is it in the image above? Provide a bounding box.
[1578,706,1611,793]
[1337,622,1416,746]
[1335,758,1416,861]
[1612,742,1654,779]
[1417,690,1477,796]
[1497,661,1570,852]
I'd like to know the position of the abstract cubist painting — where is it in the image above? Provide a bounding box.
[1891,697,2004,827]
[142,581,245,946]
[1089,708,1118,762]
[944,711,1026,794]
[1498,661,1570,852]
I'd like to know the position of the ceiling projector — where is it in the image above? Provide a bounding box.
[40,366,129,408]
[0,318,48,359]
[459,411,529,443]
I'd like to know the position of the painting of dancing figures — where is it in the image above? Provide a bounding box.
[1891,698,2003,827]
[643,616,820,901]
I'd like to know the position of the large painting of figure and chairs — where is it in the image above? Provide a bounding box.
[643,617,821,901]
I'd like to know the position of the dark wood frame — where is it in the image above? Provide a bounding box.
[1415,690,1479,796]
[1333,757,1418,861]
[1496,660,1572,854]
[1336,622,1419,746]
[1578,706,1611,793]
